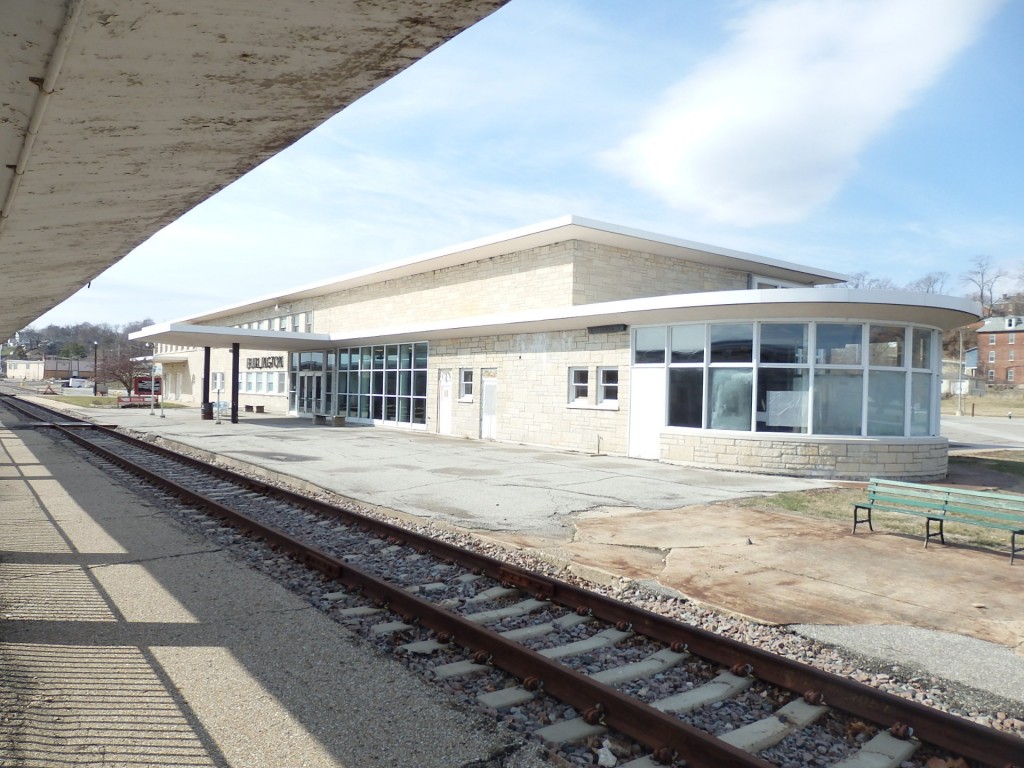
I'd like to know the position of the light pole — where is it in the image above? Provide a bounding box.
[93,341,98,396]
[956,328,964,417]
[148,343,156,416]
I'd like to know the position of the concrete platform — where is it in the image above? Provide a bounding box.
[0,409,549,767]
[6,400,1024,716]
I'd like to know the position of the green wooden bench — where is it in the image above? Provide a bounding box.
[853,478,1024,564]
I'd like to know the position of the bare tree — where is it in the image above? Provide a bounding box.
[961,254,1007,310]
[904,271,949,294]
[98,345,152,393]
[842,272,899,290]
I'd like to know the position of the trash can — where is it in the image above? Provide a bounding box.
[201,402,214,420]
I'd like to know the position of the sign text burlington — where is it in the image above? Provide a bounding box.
[246,356,285,370]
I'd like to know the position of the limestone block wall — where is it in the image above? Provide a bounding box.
[313,243,577,330]
[428,329,630,454]
[211,238,755,334]
[660,432,948,480]
[571,241,750,305]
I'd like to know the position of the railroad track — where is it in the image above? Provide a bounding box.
[2,392,1020,768]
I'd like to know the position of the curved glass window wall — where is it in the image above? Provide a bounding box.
[636,322,938,437]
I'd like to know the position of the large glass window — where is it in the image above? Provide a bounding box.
[330,342,429,426]
[668,368,703,428]
[708,368,752,430]
[709,323,753,363]
[910,328,931,369]
[813,370,863,435]
[869,325,904,367]
[756,368,808,433]
[641,320,940,438]
[634,327,666,364]
[671,325,704,363]
[910,372,932,436]
[867,370,905,436]
[760,323,808,364]
[816,324,861,365]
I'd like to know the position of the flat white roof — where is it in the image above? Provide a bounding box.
[166,215,850,325]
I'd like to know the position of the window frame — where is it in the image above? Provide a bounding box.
[459,368,474,401]
[597,367,619,406]
[568,367,590,404]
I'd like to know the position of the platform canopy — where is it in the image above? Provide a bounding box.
[0,0,508,339]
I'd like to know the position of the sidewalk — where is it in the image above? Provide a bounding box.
[0,406,548,767]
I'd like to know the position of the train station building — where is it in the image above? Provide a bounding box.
[132,216,979,480]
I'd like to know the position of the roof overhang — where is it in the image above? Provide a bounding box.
[133,288,981,352]
[169,216,851,325]
[0,0,508,338]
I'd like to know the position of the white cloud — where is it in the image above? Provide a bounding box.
[603,0,1004,226]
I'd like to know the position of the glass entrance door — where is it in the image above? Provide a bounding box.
[296,372,322,416]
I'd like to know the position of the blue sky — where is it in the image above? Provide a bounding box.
[35,0,1023,328]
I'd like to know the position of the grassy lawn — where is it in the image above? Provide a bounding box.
[42,394,187,409]
[738,451,1024,553]
[940,394,1024,418]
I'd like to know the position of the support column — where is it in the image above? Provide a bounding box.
[230,343,240,424]
[201,347,213,419]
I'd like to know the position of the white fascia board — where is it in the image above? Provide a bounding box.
[132,289,980,351]
[325,288,981,345]
[130,322,332,351]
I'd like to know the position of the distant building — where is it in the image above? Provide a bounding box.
[976,316,1023,386]
[3,356,94,381]
[134,216,980,480]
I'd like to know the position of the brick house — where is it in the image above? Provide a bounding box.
[977,315,1024,386]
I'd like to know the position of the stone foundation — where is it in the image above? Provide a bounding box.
[660,432,948,481]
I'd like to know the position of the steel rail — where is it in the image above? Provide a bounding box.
[48,422,771,767]
[5,396,1019,767]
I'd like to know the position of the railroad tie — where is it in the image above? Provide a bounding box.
[717,699,828,752]
[462,598,548,625]
[538,628,631,660]
[830,732,919,768]
[498,612,591,642]
[650,670,752,713]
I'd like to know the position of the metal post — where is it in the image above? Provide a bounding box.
[93,341,98,396]
[149,344,156,416]
[230,343,240,424]
[201,346,212,419]
[956,328,964,416]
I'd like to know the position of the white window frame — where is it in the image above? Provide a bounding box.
[1009,369,1015,382]
[568,367,589,404]
[989,333,996,345]
[1010,350,1016,362]
[1010,332,1016,345]
[597,366,618,406]
[989,350,996,363]
[459,368,474,401]
[988,369,996,381]
[278,372,287,395]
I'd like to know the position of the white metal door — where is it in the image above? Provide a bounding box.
[628,367,665,459]
[438,370,453,435]
[480,371,497,439]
